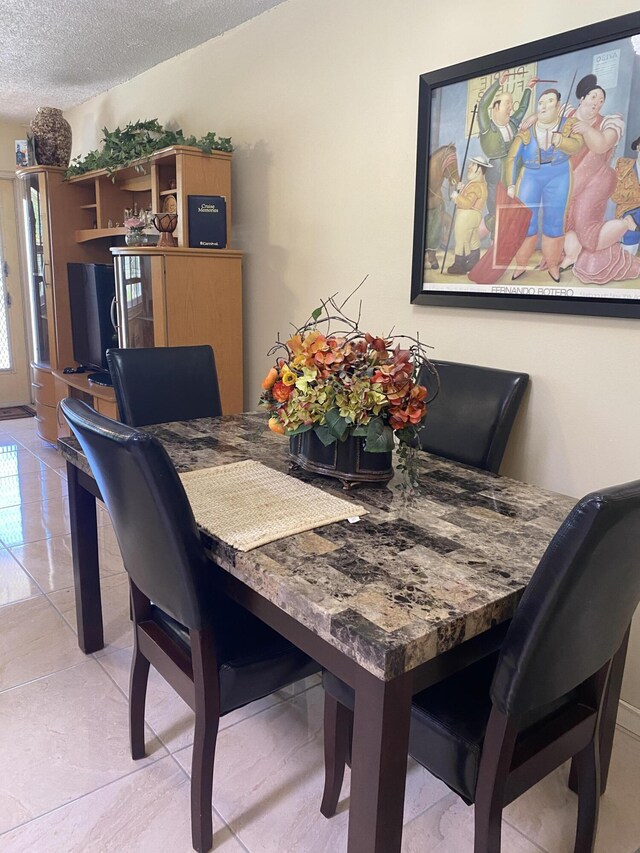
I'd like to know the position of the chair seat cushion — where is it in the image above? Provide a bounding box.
[323,653,575,804]
[152,603,319,715]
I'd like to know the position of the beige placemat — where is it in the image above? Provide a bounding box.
[179,460,367,551]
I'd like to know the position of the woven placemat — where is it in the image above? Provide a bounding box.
[180,460,367,551]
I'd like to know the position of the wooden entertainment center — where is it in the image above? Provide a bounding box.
[18,146,242,441]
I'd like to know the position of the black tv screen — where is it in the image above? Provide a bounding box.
[67,263,117,370]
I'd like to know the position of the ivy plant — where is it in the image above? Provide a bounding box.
[65,119,233,179]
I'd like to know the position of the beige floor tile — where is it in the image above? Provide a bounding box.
[98,645,321,753]
[0,755,244,853]
[48,572,133,655]
[0,548,41,605]
[173,685,448,852]
[0,469,67,509]
[402,793,543,852]
[0,418,38,435]
[0,595,87,691]
[27,443,67,470]
[0,448,49,479]
[11,532,124,594]
[504,728,640,853]
[0,659,165,834]
[0,495,70,547]
[0,435,28,449]
[9,432,55,452]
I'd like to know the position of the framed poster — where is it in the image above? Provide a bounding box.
[410,12,640,318]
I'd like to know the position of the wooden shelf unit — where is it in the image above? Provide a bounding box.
[18,146,242,440]
[67,146,232,247]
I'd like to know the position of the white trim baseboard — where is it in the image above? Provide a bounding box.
[618,700,640,737]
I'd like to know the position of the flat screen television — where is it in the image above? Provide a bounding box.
[67,263,118,380]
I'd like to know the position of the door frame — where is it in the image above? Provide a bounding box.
[0,170,32,404]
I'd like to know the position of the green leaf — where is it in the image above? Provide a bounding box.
[311,306,322,321]
[286,423,313,436]
[364,417,394,453]
[314,424,337,446]
[351,424,369,437]
[325,407,349,441]
[394,426,416,446]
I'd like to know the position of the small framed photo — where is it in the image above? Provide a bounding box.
[410,11,640,318]
[15,140,28,168]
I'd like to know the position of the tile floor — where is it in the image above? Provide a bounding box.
[0,414,639,852]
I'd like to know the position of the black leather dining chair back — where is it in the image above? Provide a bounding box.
[60,397,210,630]
[417,360,529,473]
[107,345,223,427]
[320,477,640,852]
[492,478,640,720]
[61,397,319,852]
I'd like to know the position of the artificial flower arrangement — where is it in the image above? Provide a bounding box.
[260,287,436,455]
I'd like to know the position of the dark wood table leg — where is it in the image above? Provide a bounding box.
[347,668,413,853]
[569,627,630,795]
[67,461,104,653]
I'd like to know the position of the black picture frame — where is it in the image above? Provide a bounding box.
[410,11,640,318]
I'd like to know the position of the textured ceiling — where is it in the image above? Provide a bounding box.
[1,0,286,122]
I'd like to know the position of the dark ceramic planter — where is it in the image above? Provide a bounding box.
[30,107,72,167]
[289,430,393,490]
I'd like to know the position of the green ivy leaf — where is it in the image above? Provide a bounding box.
[364,417,394,453]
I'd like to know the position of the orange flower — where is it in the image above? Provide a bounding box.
[262,367,278,390]
[268,417,286,435]
[272,381,293,403]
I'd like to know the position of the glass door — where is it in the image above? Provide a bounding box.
[114,254,157,348]
[23,173,54,366]
[0,178,30,404]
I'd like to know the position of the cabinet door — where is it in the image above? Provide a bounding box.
[23,173,56,366]
[114,254,166,348]
[163,254,243,413]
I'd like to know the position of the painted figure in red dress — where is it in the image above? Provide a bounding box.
[563,74,640,284]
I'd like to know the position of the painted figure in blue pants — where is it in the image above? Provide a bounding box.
[505,89,583,281]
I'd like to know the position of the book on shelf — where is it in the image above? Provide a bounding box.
[188,195,227,249]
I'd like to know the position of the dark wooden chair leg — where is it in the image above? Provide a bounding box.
[129,642,150,760]
[128,582,152,760]
[474,710,518,853]
[190,628,220,853]
[569,629,629,795]
[321,693,351,818]
[573,740,600,853]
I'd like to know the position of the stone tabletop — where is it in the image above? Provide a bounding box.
[58,413,576,680]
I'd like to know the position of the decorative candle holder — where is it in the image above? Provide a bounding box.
[152,213,178,248]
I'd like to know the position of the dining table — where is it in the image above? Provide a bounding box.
[57,412,629,853]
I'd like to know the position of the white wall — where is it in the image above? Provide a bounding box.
[64,0,640,709]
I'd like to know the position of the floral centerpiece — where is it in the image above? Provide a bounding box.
[260,287,436,485]
[124,216,145,246]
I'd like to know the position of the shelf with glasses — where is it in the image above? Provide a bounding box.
[74,227,158,244]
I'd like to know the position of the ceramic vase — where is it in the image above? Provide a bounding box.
[30,107,72,168]
[289,431,393,490]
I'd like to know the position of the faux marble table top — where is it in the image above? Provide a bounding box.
[58,413,576,680]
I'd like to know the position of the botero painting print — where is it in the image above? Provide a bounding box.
[411,13,640,318]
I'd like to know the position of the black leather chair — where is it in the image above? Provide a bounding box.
[60,398,319,853]
[417,360,529,474]
[106,345,223,427]
[321,478,640,853]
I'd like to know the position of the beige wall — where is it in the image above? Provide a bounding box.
[64,0,640,711]
[0,120,28,172]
